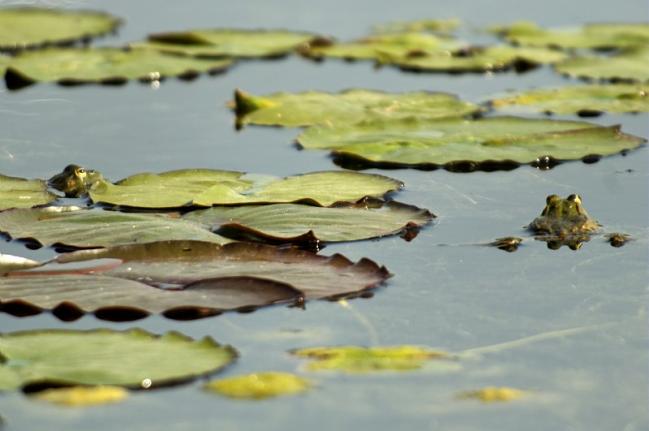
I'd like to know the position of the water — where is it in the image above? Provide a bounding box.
[1,0,648,429]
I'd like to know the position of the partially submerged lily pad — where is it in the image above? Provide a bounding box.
[204,372,311,399]
[31,386,129,407]
[89,169,403,208]
[4,47,233,89]
[555,47,649,83]
[490,84,649,115]
[373,19,461,35]
[136,29,318,58]
[457,387,527,402]
[0,329,236,391]
[0,207,231,249]
[0,7,121,52]
[233,88,479,127]
[182,200,433,246]
[492,22,649,50]
[0,174,57,210]
[1,241,390,320]
[291,345,449,373]
[297,116,645,170]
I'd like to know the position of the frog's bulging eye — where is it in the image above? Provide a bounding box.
[76,168,86,175]
[546,194,560,204]
[567,194,581,204]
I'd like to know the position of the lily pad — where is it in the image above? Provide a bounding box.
[456,387,527,402]
[297,116,646,170]
[0,328,236,391]
[390,45,567,73]
[554,47,649,83]
[0,7,121,52]
[204,372,311,399]
[291,345,449,373]
[232,88,479,128]
[89,169,403,209]
[4,47,233,88]
[373,19,461,35]
[135,29,318,58]
[32,386,129,407]
[0,207,232,249]
[492,22,649,50]
[299,32,461,61]
[1,241,390,320]
[0,253,41,275]
[490,84,649,115]
[182,200,434,245]
[0,174,57,210]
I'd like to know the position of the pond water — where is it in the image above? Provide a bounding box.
[1,0,648,430]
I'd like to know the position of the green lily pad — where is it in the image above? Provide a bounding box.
[299,32,461,61]
[0,174,57,210]
[89,169,403,209]
[0,207,232,249]
[4,47,233,88]
[291,345,449,373]
[297,116,645,170]
[204,372,311,399]
[390,45,567,73]
[0,328,235,391]
[182,200,433,245]
[555,47,649,83]
[490,84,649,115]
[134,29,318,58]
[232,88,479,128]
[373,19,461,35]
[1,241,390,320]
[0,7,121,52]
[492,21,649,50]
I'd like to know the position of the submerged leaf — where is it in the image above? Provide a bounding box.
[204,372,311,399]
[0,7,121,51]
[0,174,57,210]
[555,47,649,83]
[32,386,129,407]
[457,387,527,402]
[0,207,231,249]
[233,88,479,127]
[183,200,433,244]
[89,169,403,209]
[297,116,645,170]
[0,329,236,391]
[373,19,461,35]
[1,241,390,320]
[291,345,448,373]
[136,29,317,58]
[490,84,649,115]
[4,47,233,88]
[492,22,649,50]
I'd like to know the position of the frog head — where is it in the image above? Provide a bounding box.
[48,164,104,198]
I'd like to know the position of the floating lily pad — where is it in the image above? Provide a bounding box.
[492,22,649,50]
[555,47,649,83]
[0,7,121,52]
[0,253,41,275]
[490,84,649,115]
[373,19,461,35]
[0,207,231,249]
[135,29,317,58]
[0,174,57,210]
[232,88,479,127]
[4,47,233,88]
[390,45,567,73]
[89,169,403,209]
[299,32,461,61]
[456,386,527,402]
[291,346,449,373]
[204,372,311,399]
[0,329,236,391]
[297,116,645,170]
[182,200,433,245]
[1,241,390,320]
[32,386,129,407]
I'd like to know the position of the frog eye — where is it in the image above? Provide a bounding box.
[75,168,86,176]
[546,194,560,204]
[567,194,581,204]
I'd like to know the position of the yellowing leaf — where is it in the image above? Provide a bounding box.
[31,386,128,407]
[204,372,310,399]
[457,386,527,402]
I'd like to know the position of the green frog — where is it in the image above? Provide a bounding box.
[48,164,104,198]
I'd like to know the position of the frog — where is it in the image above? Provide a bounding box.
[48,164,104,198]
[490,194,630,251]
